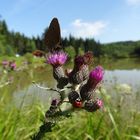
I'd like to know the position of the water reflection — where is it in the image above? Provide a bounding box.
[104,69,140,90]
[1,58,140,107]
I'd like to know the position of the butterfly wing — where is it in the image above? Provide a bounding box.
[45,18,61,52]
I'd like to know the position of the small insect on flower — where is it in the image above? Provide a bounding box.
[72,98,83,108]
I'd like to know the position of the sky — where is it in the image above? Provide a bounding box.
[0,0,140,43]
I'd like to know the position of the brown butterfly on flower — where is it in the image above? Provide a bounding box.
[44,18,62,52]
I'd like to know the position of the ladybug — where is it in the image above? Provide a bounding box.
[72,98,83,108]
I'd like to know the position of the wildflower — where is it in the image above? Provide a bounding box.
[68,91,80,104]
[83,51,93,65]
[47,51,67,67]
[116,83,132,94]
[47,51,68,89]
[74,56,85,70]
[80,66,104,101]
[84,99,103,112]
[2,60,9,66]
[89,66,104,84]
[9,61,16,70]
[68,56,85,85]
[82,52,93,80]
[51,99,59,106]
[94,99,103,109]
[2,60,9,69]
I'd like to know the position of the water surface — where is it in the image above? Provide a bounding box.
[1,58,140,108]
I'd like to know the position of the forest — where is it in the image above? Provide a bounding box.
[1,19,140,58]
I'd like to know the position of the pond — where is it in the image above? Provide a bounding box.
[0,58,140,108]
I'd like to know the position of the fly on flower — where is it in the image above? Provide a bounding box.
[44,18,62,52]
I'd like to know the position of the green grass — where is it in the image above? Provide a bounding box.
[0,85,140,140]
[0,56,140,140]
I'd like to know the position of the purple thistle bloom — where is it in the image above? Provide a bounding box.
[80,66,104,101]
[10,62,16,70]
[2,60,9,66]
[47,51,67,67]
[89,66,104,84]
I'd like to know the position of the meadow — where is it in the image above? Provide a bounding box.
[0,56,140,140]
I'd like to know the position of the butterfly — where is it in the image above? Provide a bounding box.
[44,18,62,52]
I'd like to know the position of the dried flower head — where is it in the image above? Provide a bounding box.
[83,51,93,65]
[84,99,103,112]
[47,51,67,67]
[51,99,58,106]
[74,55,84,70]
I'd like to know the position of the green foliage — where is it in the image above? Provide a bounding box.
[0,64,140,140]
[24,53,34,64]
[65,46,76,59]
[102,41,140,58]
[0,19,37,56]
[1,18,140,58]
[4,45,15,56]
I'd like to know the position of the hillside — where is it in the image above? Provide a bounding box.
[0,19,140,58]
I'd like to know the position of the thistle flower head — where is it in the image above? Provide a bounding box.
[74,56,84,70]
[84,99,103,112]
[89,66,104,83]
[10,62,16,69]
[47,51,67,67]
[51,99,58,106]
[94,99,103,109]
[83,51,93,65]
[2,60,9,65]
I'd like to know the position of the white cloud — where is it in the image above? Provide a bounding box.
[126,0,140,5]
[63,19,107,39]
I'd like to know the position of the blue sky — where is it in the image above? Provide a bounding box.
[0,0,140,43]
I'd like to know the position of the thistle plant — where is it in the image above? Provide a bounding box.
[33,52,104,139]
[1,60,16,71]
[32,18,104,140]
[47,51,68,89]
